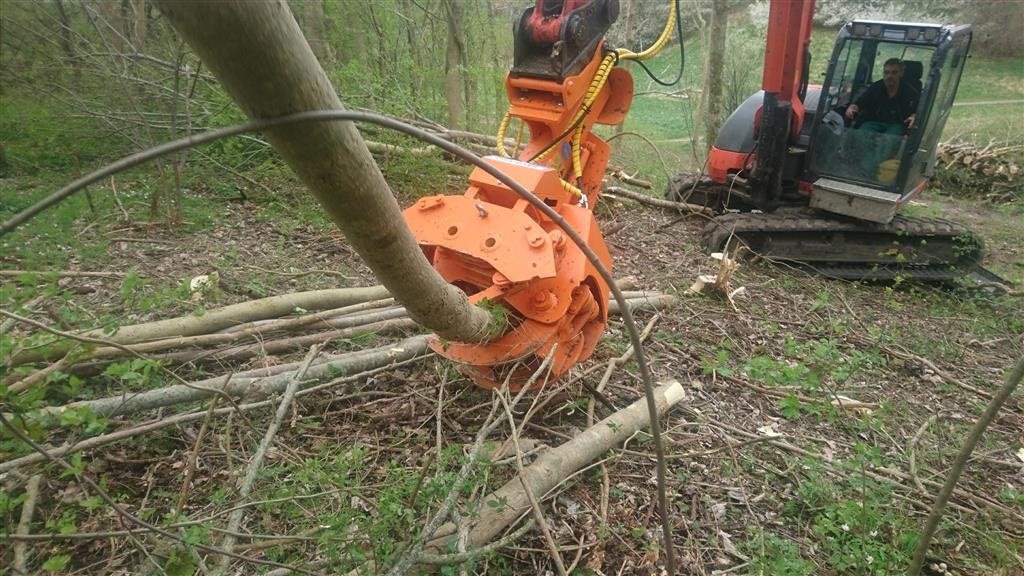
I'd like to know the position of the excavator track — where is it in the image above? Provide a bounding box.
[702,208,997,284]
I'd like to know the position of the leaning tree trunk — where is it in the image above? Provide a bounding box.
[153,0,496,342]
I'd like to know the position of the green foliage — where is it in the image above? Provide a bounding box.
[0,486,28,516]
[702,348,734,377]
[58,405,108,436]
[47,509,78,535]
[478,298,512,334]
[41,554,71,572]
[743,354,818,389]
[745,532,816,575]
[163,548,199,576]
[103,358,164,389]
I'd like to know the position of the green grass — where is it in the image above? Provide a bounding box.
[0,168,226,271]
[0,96,132,175]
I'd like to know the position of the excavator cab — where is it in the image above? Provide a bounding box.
[806,21,973,223]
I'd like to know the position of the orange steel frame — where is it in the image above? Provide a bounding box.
[403,45,633,390]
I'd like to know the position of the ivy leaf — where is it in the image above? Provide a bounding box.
[42,554,71,572]
[779,395,803,419]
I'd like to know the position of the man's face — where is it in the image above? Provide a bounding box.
[883,64,903,90]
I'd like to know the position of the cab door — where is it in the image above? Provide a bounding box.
[898,26,972,197]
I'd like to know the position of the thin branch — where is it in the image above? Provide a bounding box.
[417,520,535,565]
[0,354,426,474]
[497,367,568,576]
[909,355,1024,574]
[0,413,324,575]
[12,475,43,575]
[217,344,322,565]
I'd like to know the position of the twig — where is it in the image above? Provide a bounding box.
[0,269,127,278]
[382,353,555,576]
[1,490,347,543]
[234,526,325,553]
[8,344,81,394]
[602,130,674,182]
[605,185,714,216]
[0,294,47,334]
[12,475,43,575]
[217,344,322,567]
[0,413,324,575]
[108,236,174,245]
[909,355,1024,575]
[497,359,568,576]
[417,520,535,565]
[109,176,131,221]
[609,168,652,189]
[0,354,427,474]
[243,262,354,280]
[709,418,1023,520]
[175,395,221,516]
[193,149,277,199]
[908,414,941,495]
[869,339,993,400]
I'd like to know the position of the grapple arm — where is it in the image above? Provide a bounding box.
[403,0,632,389]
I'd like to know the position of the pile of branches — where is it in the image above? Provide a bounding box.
[934,141,1023,204]
[1,282,683,574]
[3,283,674,418]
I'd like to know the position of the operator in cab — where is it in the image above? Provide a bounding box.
[844,58,919,134]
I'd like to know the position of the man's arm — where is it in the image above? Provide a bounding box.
[846,82,880,120]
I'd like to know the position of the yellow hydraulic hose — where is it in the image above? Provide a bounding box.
[495,0,678,198]
[495,111,513,157]
[512,117,525,156]
[571,53,617,181]
[616,1,676,61]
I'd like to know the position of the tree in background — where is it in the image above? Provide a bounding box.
[703,0,728,151]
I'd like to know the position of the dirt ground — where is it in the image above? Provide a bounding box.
[1,179,1022,575]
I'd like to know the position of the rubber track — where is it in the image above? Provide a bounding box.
[701,208,989,282]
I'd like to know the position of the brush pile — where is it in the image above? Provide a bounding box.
[934,141,1022,204]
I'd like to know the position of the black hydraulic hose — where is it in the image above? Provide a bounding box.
[0,110,676,568]
[799,50,811,102]
[631,0,685,87]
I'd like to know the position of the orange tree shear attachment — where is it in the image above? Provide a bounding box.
[402,1,633,390]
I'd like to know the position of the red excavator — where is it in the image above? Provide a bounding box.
[668,0,999,283]
[401,0,993,389]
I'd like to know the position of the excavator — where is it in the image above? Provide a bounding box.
[667,1,998,283]
[401,0,989,389]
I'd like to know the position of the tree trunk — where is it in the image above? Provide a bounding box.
[300,0,332,64]
[52,0,81,85]
[704,0,728,150]
[152,0,496,343]
[427,380,685,552]
[131,0,146,50]
[399,0,423,97]
[442,0,466,130]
